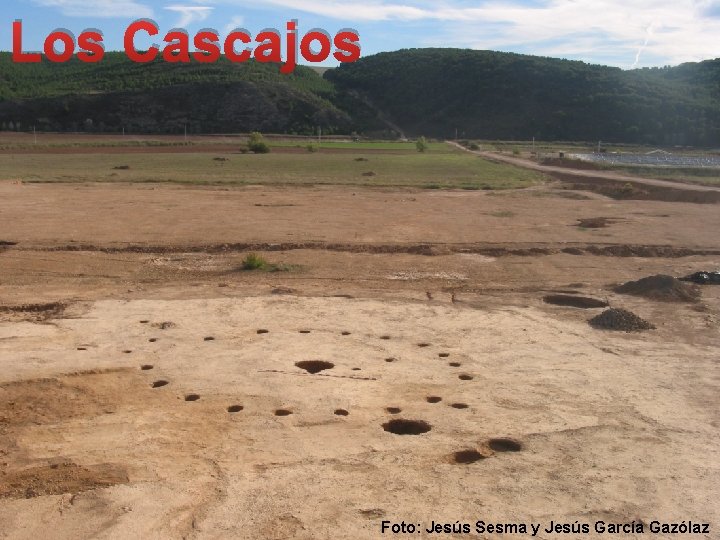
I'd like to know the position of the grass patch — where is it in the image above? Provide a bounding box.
[270,140,450,151]
[240,253,298,272]
[0,142,545,189]
[241,253,267,270]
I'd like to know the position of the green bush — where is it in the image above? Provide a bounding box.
[241,253,267,270]
[416,136,428,153]
[248,132,270,154]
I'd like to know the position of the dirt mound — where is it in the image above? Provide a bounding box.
[615,275,700,303]
[589,308,655,332]
[556,174,720,204]
[0,462,128,499]
[0,377,114,426]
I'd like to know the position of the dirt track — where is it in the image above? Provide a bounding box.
[1,180,718,539]
[448,141,720,195]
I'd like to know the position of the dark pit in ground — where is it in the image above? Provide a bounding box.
[77,347,87,351]
[449,362,461,367]
[382,419,432,435]
[459,374,473,381]
[438,353,450,358]
[418,343,430,348]
[257,329,269,334]
[185,394,200,402]
[148,338,157,343]
[295,360,334,374]
[334,409,349,416]
[341,331,351,335]
[451,403,469,409]
[275,409,292,416]
[380,335,391,340]
[385,357,396,363]
[140,364,154,371]
[577,217,614,228]
[453,449,485,464]
[151,380,169,388]
[488,438,523,452]
[543,294,608,309]
[299,330,311,334]
[386,407,402,414]
[227,405,244,413]
[426,396,442,403]
[204,336,215,341]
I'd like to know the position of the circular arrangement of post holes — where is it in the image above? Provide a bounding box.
[132,320,519,462]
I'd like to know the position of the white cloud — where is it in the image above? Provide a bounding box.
[223,0,720,67]
[33,0,153,18]
[164,5,214,27]
[224,15,245,34]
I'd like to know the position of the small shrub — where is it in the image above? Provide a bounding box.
[248,132,270,154]
[250,141,270,154]
[241,254,298,272]
[307,144,317,152]
[416,136,428,153]
[241,253,267,270]
[512,149,520,156]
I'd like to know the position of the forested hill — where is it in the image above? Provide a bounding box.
[326,48,720,146]
[0,52,350,134]
[0,49,719,145]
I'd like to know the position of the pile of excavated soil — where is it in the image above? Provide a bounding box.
[615,274,700,303]
[589,308,655,332]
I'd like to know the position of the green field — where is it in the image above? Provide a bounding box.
[269,141,449,151]
[0,143,545,189]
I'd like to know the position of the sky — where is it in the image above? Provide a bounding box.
[2,0,720,69]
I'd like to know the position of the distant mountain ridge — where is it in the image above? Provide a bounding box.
[0,49,718,145]
[326,49,720,146]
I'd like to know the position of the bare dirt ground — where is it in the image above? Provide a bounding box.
[1,180,719,539]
